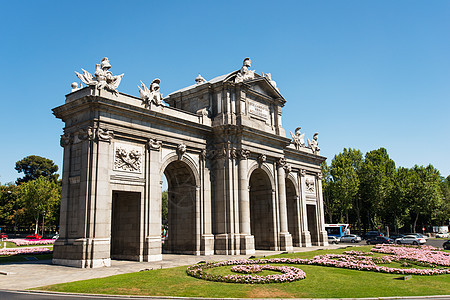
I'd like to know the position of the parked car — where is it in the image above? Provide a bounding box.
[395,235,426,245]
[366,236,394,245]
[405,233,428,240]
[389,234,404,240]
[436,232,449,238]
[328,236,340,244]
[26,233,42,239]
[362,231,384,240]
[340,234,362,243]
[0,233,8,239]
[443,240,450,250]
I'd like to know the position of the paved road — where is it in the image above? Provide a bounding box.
[1,290,449,300]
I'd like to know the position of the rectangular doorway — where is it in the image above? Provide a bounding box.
[306,204,319,245]
[111,191,140,260]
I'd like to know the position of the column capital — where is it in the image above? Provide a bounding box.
[276,157,286,168]
[147,138,162,151]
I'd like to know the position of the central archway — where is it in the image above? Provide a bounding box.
[249,168,275,250]
[163,159,197,254]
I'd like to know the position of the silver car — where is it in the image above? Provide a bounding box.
[328,236,340,244]
[340,234,361,243]
[395,235,426,245]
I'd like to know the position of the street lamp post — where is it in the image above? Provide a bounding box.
[41,210,46,237]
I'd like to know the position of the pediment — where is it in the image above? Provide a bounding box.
[245,77,286,105]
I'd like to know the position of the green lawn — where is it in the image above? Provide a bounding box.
[35,246,450,298]
[0,253,53,263]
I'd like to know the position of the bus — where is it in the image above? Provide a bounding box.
[325,224,350,238]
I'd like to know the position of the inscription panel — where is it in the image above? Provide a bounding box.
[248,100,270,121]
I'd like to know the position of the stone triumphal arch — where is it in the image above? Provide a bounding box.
[52,57,328,268]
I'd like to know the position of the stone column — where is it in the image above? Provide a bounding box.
[316,172,329,246]
[200,150,214,256]
[238,149,255,254]
[299,169,312,247]
[277,157,293,251]
[145,139,163,262]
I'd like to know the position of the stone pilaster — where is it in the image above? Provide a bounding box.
[299,169,312,247]
[277,157,293,251]
[316,172,329,246]
[238,149,255,254]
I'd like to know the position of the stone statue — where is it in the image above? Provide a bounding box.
[308,132,320,154]
[139,78,164,107]
[75,57,124,94]
[290,127,305,150]
[263,73,279,91]
[235,57,255,83]
[195,73,206,84]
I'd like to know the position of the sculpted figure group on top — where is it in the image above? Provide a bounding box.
[290,128,320,154]
[71,57,321,155]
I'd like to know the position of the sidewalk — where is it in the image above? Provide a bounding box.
[0,244,347,290]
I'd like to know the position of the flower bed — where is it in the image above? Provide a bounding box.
[371,244,450,267]
[187,245,450,284]
[0,247,52,256]
[6,239,55,246]
[187,259,306,284]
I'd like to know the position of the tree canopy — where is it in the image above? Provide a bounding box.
[322,147,447,234]
[15,155,59,184]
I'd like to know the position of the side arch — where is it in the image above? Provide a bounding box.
[247,161,277,250]
[247,161,275,189]
[159,151,200,254]
[286,173,301,246]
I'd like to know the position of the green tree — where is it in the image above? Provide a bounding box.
[359,148,396,231]
[321,161,335,223]
[162,190,168,225]
[407,165,442,232]
[434,175,450,225]
[18,176,60,234]
[0,184,20,230]
[329,148,363,226]
[386,167,413,233]
[15,155,59,184]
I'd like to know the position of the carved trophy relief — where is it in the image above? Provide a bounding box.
[305,177,315,193]
[114,143,143,173]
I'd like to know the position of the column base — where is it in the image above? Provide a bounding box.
[52,238,112,268]
[214,234,241,255]
[201,234,215,256]
[319,230,329,246]
[279,232,293,251]
[240,234,255,255]
[301,231,312,247]
[144,235,162,261]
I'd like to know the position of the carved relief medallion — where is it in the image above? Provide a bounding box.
[114,143,143,173]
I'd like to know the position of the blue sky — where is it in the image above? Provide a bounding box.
[0,1,449,184]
